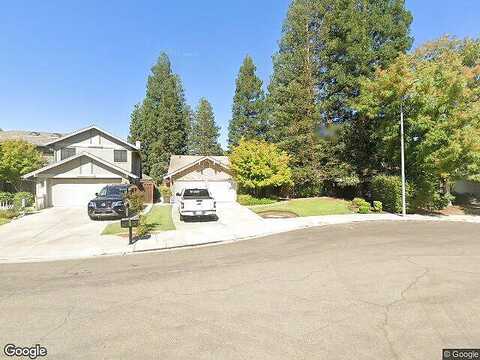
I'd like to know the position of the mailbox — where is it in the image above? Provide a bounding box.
[121,217,140,228]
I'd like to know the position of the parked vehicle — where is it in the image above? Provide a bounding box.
[177,188,216,220]
[88,184,130,220]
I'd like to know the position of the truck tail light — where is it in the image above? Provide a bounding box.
[181,202,184,209]
[213,201,216,208]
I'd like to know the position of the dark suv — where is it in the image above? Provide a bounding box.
[88,184,130,220]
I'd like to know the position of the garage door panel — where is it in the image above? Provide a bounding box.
[173,180,236,202]
[49,178,122,208]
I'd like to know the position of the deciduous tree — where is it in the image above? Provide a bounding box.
[0,140,44,190]
[354,36,480,209]
[229,139,293,197]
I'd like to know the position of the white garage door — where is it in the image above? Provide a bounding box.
[49,178,122,207]
[173,180,237,202]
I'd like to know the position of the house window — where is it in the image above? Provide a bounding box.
[60,148,76,160]
[114,150,127,163]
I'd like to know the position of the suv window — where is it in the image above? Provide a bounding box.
[98,186,128,197]
[183,189,210,199]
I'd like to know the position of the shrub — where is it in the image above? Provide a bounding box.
[125,191,144,215]
[0,192,14,204]
[358,205,371,214]
[13,192,34,209]
[352,197,370,208]
[160,185,172,203]
[372,201,383,213]
[371,175,412,213]
[0,208,19,219]
[135,215,151,238]
[237,194,277,206]
[409,178,452,211]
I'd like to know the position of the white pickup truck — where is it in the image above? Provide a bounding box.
[177,188,216,220]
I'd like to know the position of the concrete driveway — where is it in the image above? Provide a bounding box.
[1,221,479,359]
[173,201,263,230]
[0,208,127,262]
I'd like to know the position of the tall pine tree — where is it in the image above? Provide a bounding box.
[268,0,412,195]
[190,98,223,156]
[268,0,322,196]
[228,55,266,148]
[128,53,189,181]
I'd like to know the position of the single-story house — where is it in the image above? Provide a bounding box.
[22,125,142,209]
[164,155,237,202]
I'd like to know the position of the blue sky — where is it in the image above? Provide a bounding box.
[1,1,479,148]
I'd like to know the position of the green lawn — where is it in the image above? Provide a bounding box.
[0,218,10,226]
[249,197,354,217]
[102,205,175,235]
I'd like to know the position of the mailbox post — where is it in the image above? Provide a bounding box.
[121,203,139,245]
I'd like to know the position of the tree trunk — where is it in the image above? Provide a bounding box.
[443,178,452,207]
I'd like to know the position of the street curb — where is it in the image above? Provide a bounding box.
[2,215,479,264]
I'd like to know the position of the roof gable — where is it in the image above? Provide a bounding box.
[44,125,139,151]
[164,155,230,179]
[22,151,139,179]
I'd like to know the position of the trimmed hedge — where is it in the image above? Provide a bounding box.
[371,175,412,213]
[237,194,277,206]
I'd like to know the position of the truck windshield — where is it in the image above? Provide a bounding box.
[183,189,210,199]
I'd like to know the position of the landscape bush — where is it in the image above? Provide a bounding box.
[372,201,383,213]
[0,208,19,219]
[358,205,371,214]
[237,194,277,206]
[0,192,14,204]
[13,192,34,209]
[135,215,152,238]
[352,197,371,213]
[160,185,172,202]
[125,191,144,215]
[371,175,412,213]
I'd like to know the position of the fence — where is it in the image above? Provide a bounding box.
[0,201,14,210]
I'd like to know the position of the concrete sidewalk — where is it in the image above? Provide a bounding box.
[131,212,480,253]
[2,206,479,263]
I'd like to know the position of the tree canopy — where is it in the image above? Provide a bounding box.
[190,98,223,155]
[353,36,480,209]
[229,139,293,196]
[228,55,266,147]
[0,140,44,190]
[129,53,189,181]
[267,0,412,196]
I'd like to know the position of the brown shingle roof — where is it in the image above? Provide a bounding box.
[0,130,64,146]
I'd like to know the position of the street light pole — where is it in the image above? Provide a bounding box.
[400,100,407,216]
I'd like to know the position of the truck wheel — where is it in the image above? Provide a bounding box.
[180,214,185,221]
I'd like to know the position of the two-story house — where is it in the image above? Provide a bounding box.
[22,125,142,209]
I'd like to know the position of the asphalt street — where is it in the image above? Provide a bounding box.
[1,221,479,359]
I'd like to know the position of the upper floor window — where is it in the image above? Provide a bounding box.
[114,150,127,163]
[60,148,76,160]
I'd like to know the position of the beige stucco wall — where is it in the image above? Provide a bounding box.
[172,161,233,183]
